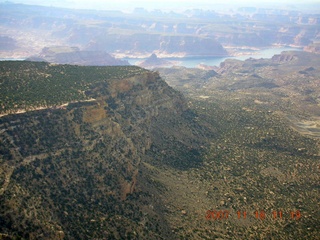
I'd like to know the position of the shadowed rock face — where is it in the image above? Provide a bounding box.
[0,62,210,239]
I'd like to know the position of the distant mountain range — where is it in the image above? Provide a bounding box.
[0,2,319,60]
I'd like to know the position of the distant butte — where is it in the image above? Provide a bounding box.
[138,53,174,68]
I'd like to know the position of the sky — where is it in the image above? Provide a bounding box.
[1,0,320,11]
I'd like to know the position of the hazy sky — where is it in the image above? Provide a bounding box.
[2,0,320,11]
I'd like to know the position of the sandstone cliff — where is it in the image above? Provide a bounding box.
[0,62,209,239]
[86,34,228,57]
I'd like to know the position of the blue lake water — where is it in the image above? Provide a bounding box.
[0,47,302,68]
[124,47,302,68]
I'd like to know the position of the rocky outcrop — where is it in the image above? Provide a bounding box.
[86,34,228,57]
[0,63,209,239]
[304,42,320,54]
[271,52,298,63]
[138,53,173,68]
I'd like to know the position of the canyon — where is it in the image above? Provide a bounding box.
[0,2,319,61]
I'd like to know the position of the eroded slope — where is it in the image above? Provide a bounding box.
[0,62,209,239]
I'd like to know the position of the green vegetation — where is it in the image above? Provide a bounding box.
[0,61,147,114]
[144,95,319,239]
[1,53,319,239]
[0,61,204,239]
[153,52,320,239]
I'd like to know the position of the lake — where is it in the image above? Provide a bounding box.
[0,47,302,68]
[124,47,302,68]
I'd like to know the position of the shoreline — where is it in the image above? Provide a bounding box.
[0,45,304,62]
[119,45,302,60]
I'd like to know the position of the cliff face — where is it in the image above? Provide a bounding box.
[2,3,319,59]
[304,42,320,54]
[0,63,208,239]
[86,34,228,57]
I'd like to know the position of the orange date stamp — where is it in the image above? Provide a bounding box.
[206,210,301,221]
